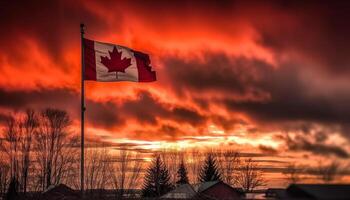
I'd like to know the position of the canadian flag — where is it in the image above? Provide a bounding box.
[83,38,156,82]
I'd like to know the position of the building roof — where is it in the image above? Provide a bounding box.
[265,188,293,199]
[162,181,245,200]
[287,184,350,200]
[40,184,80,200]
[266,184,350,200]
[193,181,220,193]
[161,184,197,199]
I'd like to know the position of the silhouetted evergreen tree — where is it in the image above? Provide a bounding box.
[198,154,222,182]
[176,160,189,185]
[142,155,174,197]
[5,177,18,200]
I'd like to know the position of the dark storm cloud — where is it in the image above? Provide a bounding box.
[121,0,235,14]
[212,115,246,131]
[224,63,350,126]
[0,113,10,125]
[172,107,204,125]
[0,88,124,128]
[158,124,182,140]
[287,136,349,159]
[254,1,350,75]
[0,0,110,63]
[163,54,269,96]
[0,87,78,110]
[120,90,206,127]
[225,96,350,125]
[0,88,207,133]
[259,145,278,155]
[86,100,124,128]
[164,52,350,131]
[121,91,168,125]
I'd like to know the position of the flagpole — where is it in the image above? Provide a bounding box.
[80,23,85,195]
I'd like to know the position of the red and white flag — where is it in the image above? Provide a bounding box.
[83,38,156,82]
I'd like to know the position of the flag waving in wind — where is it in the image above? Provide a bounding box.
[83,38,156,82]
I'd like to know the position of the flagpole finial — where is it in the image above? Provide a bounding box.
[80,23,85,34]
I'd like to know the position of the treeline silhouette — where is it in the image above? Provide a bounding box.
[0,108,345,199]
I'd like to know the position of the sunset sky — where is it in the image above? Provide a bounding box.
[1,0,350,187]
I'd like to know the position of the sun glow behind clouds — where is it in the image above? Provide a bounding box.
[227,135,281,149]
[208,124,225,135]
[89,124,282,154]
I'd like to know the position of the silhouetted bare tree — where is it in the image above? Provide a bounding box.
[1,108,79,192]
[85,145,114,192]
[0,158,10,196]
[315,161,343,183]
[18,109,37,193]
[34,108,77,189]
[1,111,42,193]
[284,163,302,184]
[1,116,20,193]
[1,114,29,195]
[237,158,265,192]
[113,150,143,198]
[216,150,240,186]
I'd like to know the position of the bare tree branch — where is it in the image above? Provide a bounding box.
[237,158,266,192]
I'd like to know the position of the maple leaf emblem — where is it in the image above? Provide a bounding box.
[100,46,132,79]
